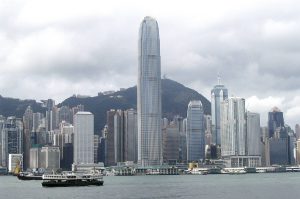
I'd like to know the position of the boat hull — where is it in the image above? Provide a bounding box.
[42,180,104,187]
[17,175,43,180]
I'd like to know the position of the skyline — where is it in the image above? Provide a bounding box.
[1,0,300,127]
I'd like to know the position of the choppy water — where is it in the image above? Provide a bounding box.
[1,173,300,199]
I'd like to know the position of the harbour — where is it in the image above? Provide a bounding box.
[1,172,300,199]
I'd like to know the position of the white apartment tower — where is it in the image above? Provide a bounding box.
[73,112,94,164]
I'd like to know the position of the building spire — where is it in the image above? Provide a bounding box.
[217,73,221,85]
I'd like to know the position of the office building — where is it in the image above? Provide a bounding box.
[73,112,94,164]
[137,16,162,166]
[211,79,228,145]
[186,101,205,162]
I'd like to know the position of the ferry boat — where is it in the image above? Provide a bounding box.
[42,171,104,187]
[17,172,43,180]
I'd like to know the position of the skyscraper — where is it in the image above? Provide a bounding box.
[23,106,33,169]
[268,107,284,138]
[186,101,205,162]
[137,16,162,166]
[246,112,260,156]
[211,79,228,146]
[73,112,94,165]
[221,97,246,157]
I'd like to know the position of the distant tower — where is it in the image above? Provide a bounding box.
[23,106,33,169]
[268,107,284,138]
[137,16,162,166]
[211,76,228,146]
[186,101,205,162]
[246,112,261,156]
[73,112,94,164]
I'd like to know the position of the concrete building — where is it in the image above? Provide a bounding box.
[1,117,23,167]
[40,146,60,170]
[73,112,94,164]
[186,101,205,162]
[137,16,162,166]
[8,154,23,173]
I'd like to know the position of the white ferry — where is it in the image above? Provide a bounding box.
[42,171,104,187]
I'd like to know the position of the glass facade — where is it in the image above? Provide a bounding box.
[137,16,162,166]
[186,101,205,162]
[221,97,246,157]
[211,85,228,145]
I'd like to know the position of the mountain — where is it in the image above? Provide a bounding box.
[0,79,211,134]
[59,78,211,133]
[0,95,46,118]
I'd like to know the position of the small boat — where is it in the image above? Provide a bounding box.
[17,172,43,180]
[42,171,104,187]
[229,170,247,175]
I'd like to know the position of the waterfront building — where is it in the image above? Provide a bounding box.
[105,110,117,166]
[246,112,261,156]
[1,117,23,167]
[8,154,23,173]
[73,112,94,164]
[114,110,124,163]
[137,16,162,166]
[221,97,246,157]
[163,123,180,164]
[40,146,60,170]
[186,101,205,162]
[269,136,288,165]
[124,109,138,163]
[60,143,73,170]
[261,127,270,166]
[23,106,33,169]
[29,147,41,169]
[211,79,228,145]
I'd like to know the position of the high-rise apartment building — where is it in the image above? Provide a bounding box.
[137,16,162,166]
[73,112,94,164]
[186,101,205,162]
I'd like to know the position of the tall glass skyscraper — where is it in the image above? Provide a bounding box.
[137,16,162,166]
[186,101,205,162]
[211,80,228,146]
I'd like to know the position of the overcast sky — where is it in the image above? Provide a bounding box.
[1,0,300,127]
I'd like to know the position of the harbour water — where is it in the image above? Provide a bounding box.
[1,173,300,199]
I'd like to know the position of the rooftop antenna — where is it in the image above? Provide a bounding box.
[217,72,221,85]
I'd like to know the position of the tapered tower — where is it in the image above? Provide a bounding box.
[137,16,162,166]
